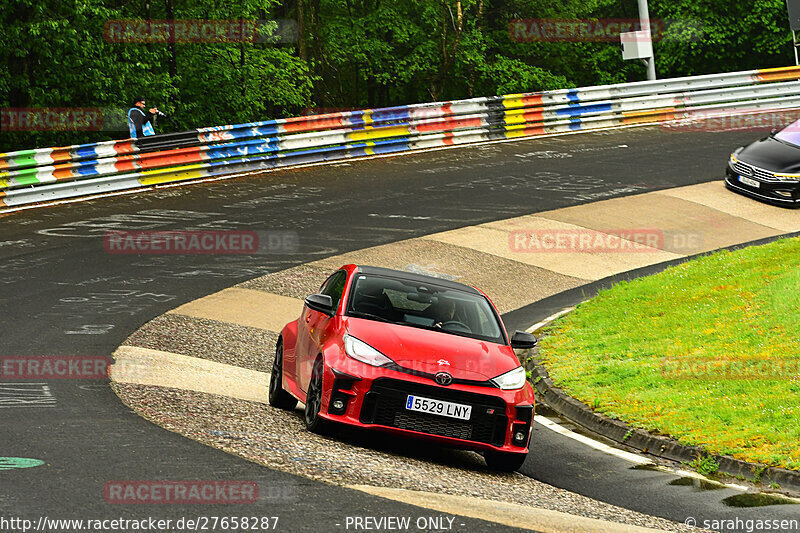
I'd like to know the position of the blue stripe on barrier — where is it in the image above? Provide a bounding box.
[372,106,412,122]
[75,146,100,159]
[206,139,282,159]
[566,90,580,102]
[556,103,613,117]
[75,163,100,176]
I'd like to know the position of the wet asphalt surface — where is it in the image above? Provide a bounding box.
[1,126,797,532]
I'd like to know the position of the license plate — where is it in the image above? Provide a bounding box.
[405,395,472,420]
[739,175,760,188]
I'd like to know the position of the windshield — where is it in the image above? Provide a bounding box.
[774,119,800,147]
[346,274,505,344]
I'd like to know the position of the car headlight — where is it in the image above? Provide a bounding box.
[343,335,393,367]
[773,172,800,182]
[729,147,744,165]
[491,366,527,390]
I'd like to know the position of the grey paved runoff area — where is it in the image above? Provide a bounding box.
[1,125,793,532]
[115,313,697,532]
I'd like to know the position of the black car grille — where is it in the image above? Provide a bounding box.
[731,161,782,182]
[359,378,508,446]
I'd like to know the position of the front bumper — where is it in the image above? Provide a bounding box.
[319,359,535,454]
[725,164,800,206]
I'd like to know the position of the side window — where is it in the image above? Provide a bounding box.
[319,271,347,313]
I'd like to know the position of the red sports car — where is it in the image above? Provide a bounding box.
[270,264,537,471]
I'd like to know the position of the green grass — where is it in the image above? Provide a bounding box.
[538,236,800,470]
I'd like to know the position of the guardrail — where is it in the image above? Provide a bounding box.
[3,66,800,209]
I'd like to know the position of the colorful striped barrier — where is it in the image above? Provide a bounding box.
[3,66,800,209]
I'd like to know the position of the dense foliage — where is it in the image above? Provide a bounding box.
[0,0,794,150]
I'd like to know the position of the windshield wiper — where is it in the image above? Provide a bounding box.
[348,311,394,323]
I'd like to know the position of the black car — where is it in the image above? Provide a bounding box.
[725,120,800,206]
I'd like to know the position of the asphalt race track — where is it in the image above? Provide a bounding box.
[1,126,796,531]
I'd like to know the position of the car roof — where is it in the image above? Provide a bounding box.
[352,265,480,295]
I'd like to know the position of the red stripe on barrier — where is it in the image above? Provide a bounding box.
[283,117,346,132]
[50,148,75,163]
[52,168,76,181]
[523,126,546,136]
[416,117,483,132]
[113,141,137,155]
[442,131,455,145]
[521,110,545,122]
[138,150,206,169]
[114,160,138,172]
[520,95,544,106]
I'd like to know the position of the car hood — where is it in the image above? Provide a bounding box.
[738,135,800,173]
[344,317,518,381]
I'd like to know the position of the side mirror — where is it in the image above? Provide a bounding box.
[510,330,538,350]
[305,293,334,315]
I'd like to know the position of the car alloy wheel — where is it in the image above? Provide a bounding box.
[268,341,298,410]
[304,358,328,434]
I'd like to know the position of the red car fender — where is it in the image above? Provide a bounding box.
[279,319,300,394]
[317,334,349,414]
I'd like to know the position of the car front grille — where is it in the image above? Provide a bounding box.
[359,378,508,446]
[732,161,782,182]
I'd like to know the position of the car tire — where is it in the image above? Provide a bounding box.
[268,341,298,410]
[484,450,527,472]
[304,358,329,434]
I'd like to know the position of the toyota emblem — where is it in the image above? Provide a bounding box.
[434,372,453,386]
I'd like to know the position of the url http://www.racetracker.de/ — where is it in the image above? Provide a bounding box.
[685,515,799,532]
[0,515,281,532]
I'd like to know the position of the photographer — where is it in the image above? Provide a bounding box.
[127,96,163,139]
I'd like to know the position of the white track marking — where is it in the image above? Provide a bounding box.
[535,415,653,465]
[528,306,762,493]
[526,307,576,333]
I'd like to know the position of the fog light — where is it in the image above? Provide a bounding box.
[332,399,345,411]
[514,431,526,442]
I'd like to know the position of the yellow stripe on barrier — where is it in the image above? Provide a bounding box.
[347,126,409,141]
[621,107,676,124]
[757,66,800,82]
[502,94,544,110]
[362,110,373,126]
[138,163,208,186]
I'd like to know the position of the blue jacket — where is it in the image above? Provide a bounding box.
[127,107,155,139]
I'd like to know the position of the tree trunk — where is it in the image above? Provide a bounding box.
[467,0,483,97]
[297,0,307,61]
[165,0,177,78]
